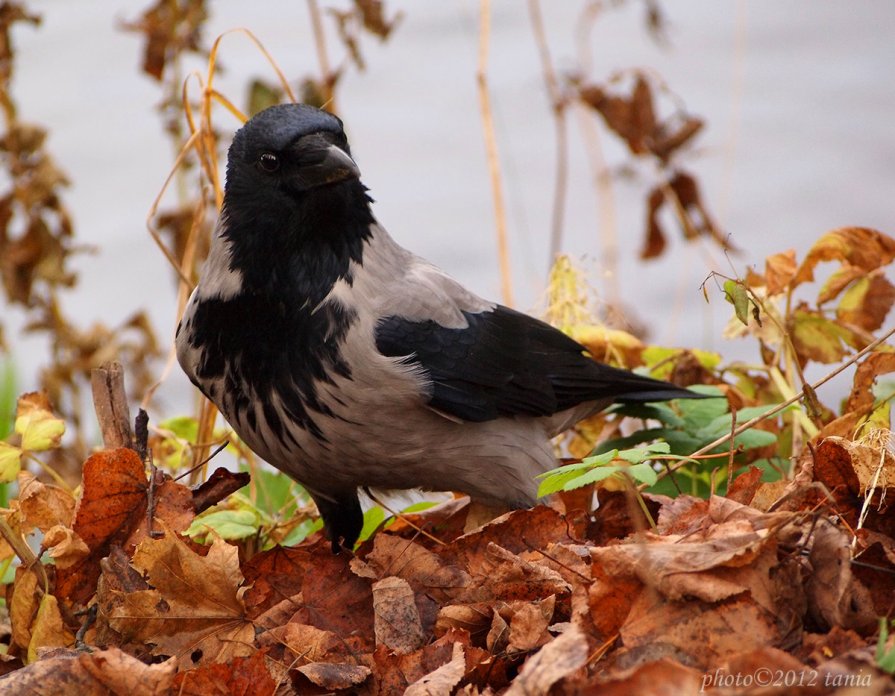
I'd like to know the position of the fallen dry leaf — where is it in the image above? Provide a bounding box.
[621,594,780,667]
[589,657,703,696]
[107,531,254,667]
[294,661,372,691]
[27,594,73,663]
[404,641,465,696]
[0,647,176,695]
[171,649,276,696]
[807,522,877,632]
[504,624,587,695]
[373,576,424,654]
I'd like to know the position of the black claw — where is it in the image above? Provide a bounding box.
[312,490,363,554]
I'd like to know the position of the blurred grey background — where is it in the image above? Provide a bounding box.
[5,1,894,419]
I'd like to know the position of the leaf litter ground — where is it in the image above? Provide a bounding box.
[1,439,895,695]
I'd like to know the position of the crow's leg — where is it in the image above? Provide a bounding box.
[311,490,363,554]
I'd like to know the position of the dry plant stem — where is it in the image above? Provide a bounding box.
[307,0,335,109]
[528,0,568,263]
[363,488,447,547]
[90,361,134,450]
[476,0,514,307]
[575,104,620,306]
[0,517,48,594]
[651,323,895,487]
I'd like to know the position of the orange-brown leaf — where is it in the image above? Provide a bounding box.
[764,249,797,295]
[794,227,895,286]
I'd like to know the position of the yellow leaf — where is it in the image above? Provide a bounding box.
[15,392,65,452]
[0,441,23,483]
[27,594,73,663]
[790,309,867,364]
[836,271,895,332]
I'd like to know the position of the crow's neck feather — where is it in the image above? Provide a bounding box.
[221,179,375,301]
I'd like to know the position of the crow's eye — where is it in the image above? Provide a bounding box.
[259,152,280,172]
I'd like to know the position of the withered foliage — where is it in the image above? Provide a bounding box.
[576,71,729,259]
[1,418,895,693]
[0,2,158,461]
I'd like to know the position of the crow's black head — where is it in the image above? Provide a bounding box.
[220,104,374,292]
[226,103,360,201]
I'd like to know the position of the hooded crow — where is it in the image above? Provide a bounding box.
[176,103,703,551]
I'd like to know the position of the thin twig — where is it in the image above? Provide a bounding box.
[650,324,895,487]
[528,0,568,264]
[307,0,335,110]
[476,0,514,307]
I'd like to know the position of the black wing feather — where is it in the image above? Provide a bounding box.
[375,305,698,422]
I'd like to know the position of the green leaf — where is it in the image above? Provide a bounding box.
[281,517,324,546]
[158,415,199,442]
[723,279,751,326]
[626,461,658,486]
[358,506,387,543]
[562,464,625,491]
[185,509,260,541]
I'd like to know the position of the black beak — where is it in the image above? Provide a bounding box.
[290,133,360,191]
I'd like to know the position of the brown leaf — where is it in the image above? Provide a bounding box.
[72,448,147,550]
[579,76,656,155]
[813,438,863,524]
[0,647,175,696]
[55,448,147,603]
[504,625,588,695]
[845,351,895,417]
[41,524,89,569]
[807,523,877,632]
[278,622,352,663]
[434,603,492,644]
[122,0,209,81]
[622,594,780,667]
[94,545,151,647]
[764,249,798,295]
[506,595,555,653]
[373,576,424,654]
[640,186,667,259]
[404,641,465,696]
[171,650,276,696]
[836,269,895,332]
[9,567,39,651]
[795,226,895,286]
[725,466,763,505]
[191,467,250,514]
[292,540,375,642]
[360,533,470,600]
[591,657,703,696]
[108,531,253,667]
[444,506,583,567]
[16,471,75,532]
[126,478,196,546]
[295,661,372,691]
[79,648,177,696]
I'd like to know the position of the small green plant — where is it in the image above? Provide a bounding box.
[877,618,895,674]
